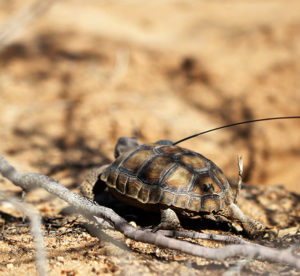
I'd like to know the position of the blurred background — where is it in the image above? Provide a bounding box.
[0,0,299,193]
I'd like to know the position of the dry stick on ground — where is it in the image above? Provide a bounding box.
[91,216,251,246]
[157,230,249,245]
[0,190,48,276]
[0,154,299,269]
[0,0,54,50]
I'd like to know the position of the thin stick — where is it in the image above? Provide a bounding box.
[157,230,248,244]
[0,190,48,276]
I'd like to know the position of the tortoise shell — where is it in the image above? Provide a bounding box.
[100,140,233,216]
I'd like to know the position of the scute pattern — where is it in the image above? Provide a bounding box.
[103,142,229,213]
[201,195,222,212]
[164,166,192,191]
[124,149,154,174]
[179,154,207,170]
[191,172,222,194]
[138,155,174,185]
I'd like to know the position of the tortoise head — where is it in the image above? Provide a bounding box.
[114,137,139,158]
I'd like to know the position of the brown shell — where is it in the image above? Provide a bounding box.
[100,143,232,214]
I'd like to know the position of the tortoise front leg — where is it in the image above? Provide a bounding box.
[152,208,181,232]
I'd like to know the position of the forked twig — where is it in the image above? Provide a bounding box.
[0,154,299,269]
[0,190,48,276]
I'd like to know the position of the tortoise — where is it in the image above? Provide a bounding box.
[81,137,265,237]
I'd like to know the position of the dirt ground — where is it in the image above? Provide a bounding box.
[0,0,299,275]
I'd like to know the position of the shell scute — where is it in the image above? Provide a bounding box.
[191,172,222,194]
[138,155,174,185]
[123,149,155,174]
[126,178,141,198]
[148,189,162,204]
[106,167,118,189]
[174,194,190,209]
[188,197,202,212]
[201,195,221,212]
[138,187,150,203]
[161,191,175,206]
[159,145,188,154]
[116,173,127,194]
[179,154,207,170]
[163,166,193,191]
[209,163,229,190]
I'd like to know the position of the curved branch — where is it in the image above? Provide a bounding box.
[0,155,299,269]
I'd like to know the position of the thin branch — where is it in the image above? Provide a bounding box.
[0,190,48,276]
[0,154,299,269]
[157,230,248,244]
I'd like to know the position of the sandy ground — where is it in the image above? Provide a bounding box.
[0,0,299,275]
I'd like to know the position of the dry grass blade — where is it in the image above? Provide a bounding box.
[234,155,243,204]
[0,190,48,276]
[0,154,299,269]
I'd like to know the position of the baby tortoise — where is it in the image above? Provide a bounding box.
[81,137,266,237]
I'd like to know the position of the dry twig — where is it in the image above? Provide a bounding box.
[0,190,48,276]
[157,230,248,244]
[0,154,299,269]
